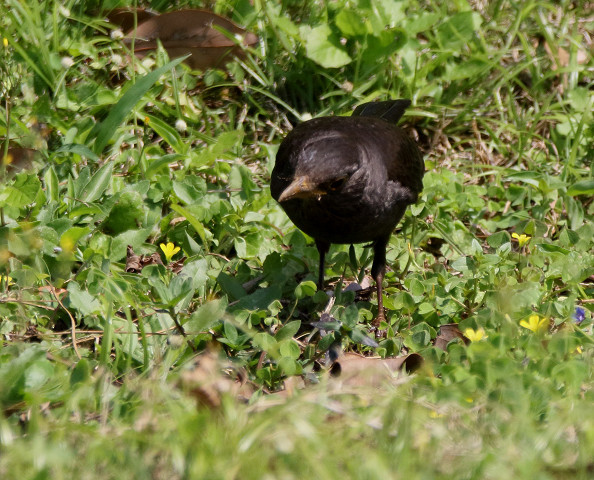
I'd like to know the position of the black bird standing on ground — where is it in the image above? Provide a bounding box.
[271,99,424,329]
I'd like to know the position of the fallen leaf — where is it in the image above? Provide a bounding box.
[168,256,186,274]
[106,8,157,32]
[123,9,259,70]
[125,245,142,273]
[1,146,38,177]
[125,245,186,273]
[543,41,590,70]
[434,323,469,351]
[180,348,253,408]
[328,352,423,387]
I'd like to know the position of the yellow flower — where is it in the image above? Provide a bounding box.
[520,314,548,334]
[3,38,8,48]
[512,232,531,248]
[464,327,487,342]
[160,242,180,262]
[1,275,14,286]
[2,153,13,166]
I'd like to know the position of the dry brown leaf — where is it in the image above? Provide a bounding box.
[180,349,254,408]
[328,352,423,388]
[123,9,259,70]
[125,245,143,273]
[125,245,186,274]
[38,285,67,299]
[1,146,38,177]
[168,256,186,274]
[106,8,157,32]
[543,41,590,70]
[434,323,469,351]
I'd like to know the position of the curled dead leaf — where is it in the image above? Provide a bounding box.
[125,245,143,273]
[434,323,469,351]
[180,349,254,408]
[1,146,38,177]
[543,41,590,70]
[105,8,157,33]
[123,9,259,70]
[125,245,186,273]
[328,352,423,388]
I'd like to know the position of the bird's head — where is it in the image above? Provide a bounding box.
[275,130,362,203]
[276,172,354,202]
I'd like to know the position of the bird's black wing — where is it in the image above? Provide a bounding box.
[384,132,425,202]
[353,100,425,201]
[352,99,411,124]
[358,116,425,203]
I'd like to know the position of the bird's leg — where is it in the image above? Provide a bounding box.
[315,239,330,291]
[371,238,389,331]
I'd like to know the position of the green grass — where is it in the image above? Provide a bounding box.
[1,0,593,478]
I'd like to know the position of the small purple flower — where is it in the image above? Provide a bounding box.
[573,306,586,325]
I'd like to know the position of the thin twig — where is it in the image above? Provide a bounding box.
[169,307,196,352]
[46,282,81,360]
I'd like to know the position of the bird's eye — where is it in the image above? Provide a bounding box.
[327,177,347,191]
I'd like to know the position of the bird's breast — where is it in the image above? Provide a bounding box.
[280,188,407,245]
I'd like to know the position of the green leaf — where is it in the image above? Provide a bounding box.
[217,272,247,300]
[170,203,209,249]
[80,163,113,203]
[311,320,342,332]
[234,286,282,312]
[437,12,482,49]
[295,281,317,299]
[0,173,41,208]
[408,278,425,297]
[451,256,477,273]
[87,56,187,153]
[444,59,489,81]
[185,298,228,333]
[68,281,102,316]
[102,190,144,234]
[70,359,91,387]
[335,9,368,37]
[145,153,185,178]
[110,228,153,261]
[54,143,100,162]
[223,321,238,345]
[142,113,187,154]
[406,12,440,34]
[487,231,511,249]
[536,243,570,254]
[60,226,90,251]
[505,171,541,188]
[275,320,301,341]
[567,179,594,196]
[252,332,278,352]
[279,339,301,359]
[278,356,299,376]
[167,276,195,311]
[25,358,54,390]
[172,178,207,205]
[299,24,352,68]
[349,328,379,348]
[342,304,360,328]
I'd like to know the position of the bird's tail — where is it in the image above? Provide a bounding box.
[352,99,411,124]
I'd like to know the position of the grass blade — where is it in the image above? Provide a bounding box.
[88,56,188,154]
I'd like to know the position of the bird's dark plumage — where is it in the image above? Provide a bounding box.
[271,99,424,329]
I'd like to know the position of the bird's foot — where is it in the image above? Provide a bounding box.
[371,311,388,339]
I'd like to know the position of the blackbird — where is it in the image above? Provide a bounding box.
[270,99,424,328]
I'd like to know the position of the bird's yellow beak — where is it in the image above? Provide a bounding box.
[277,176,326,202]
